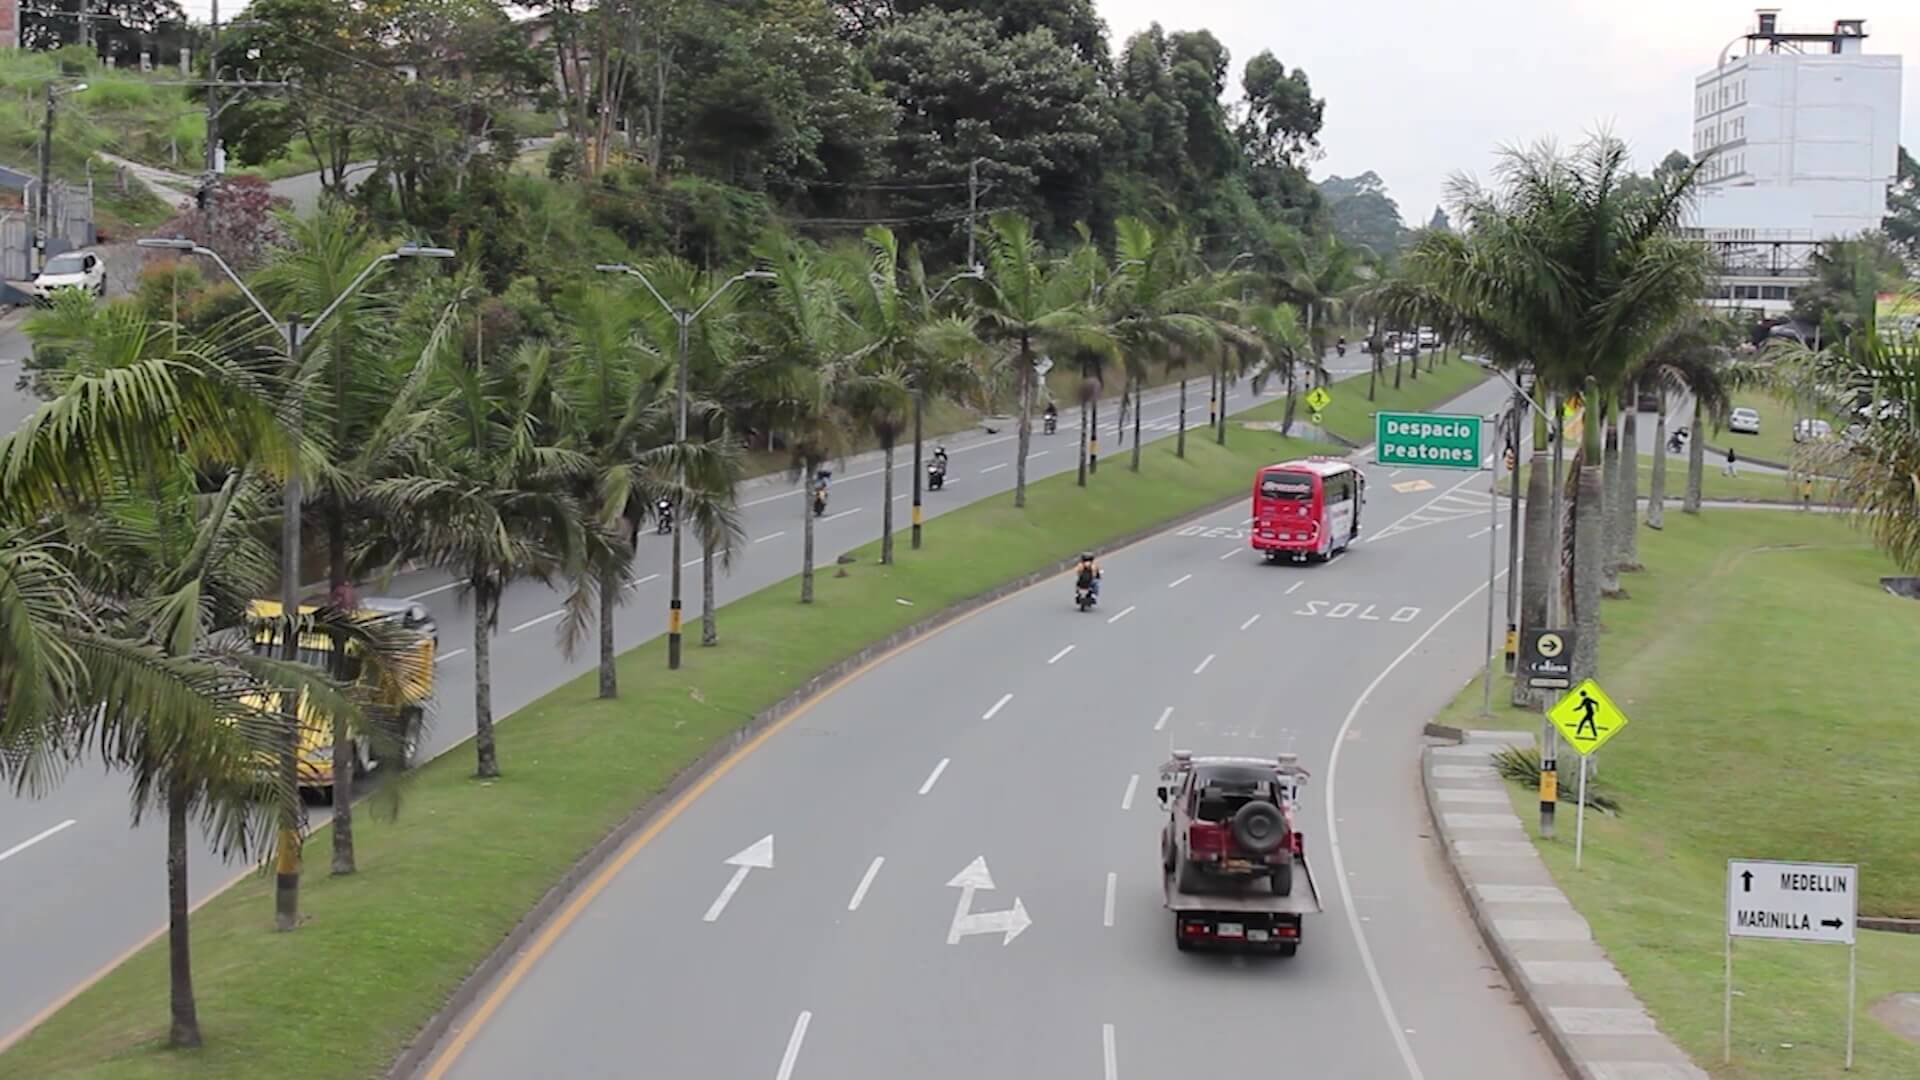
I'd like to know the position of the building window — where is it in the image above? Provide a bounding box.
[1761,285,1788,300]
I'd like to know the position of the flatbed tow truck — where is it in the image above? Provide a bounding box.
[1158,751,1324,955]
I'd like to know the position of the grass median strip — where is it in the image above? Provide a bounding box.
[4,417,1381,1078]
[1432,509,1920,1078]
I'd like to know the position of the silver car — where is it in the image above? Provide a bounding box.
[1729,407,1761,435]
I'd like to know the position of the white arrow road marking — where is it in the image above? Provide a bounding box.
[982,693,1013,720]
[848,857,884,911]
[946,856,1032,945]
[1,819,76,863]
[704,835,774,923]
[776,1011,812,1080]
[917,758,950,795]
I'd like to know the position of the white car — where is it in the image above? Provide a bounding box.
[31,250,106,301]
[1728,407,1761,435]
[1792,418,1832,443]
[1416,326,1437,349]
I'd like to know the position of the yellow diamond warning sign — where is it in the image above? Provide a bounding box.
[1305,385,1332,413]
[1547,678,1630,756]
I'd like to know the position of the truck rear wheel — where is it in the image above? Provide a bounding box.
[1277,943,1298,958]
[1269,861,1294,897]
[1174,921,1194,952]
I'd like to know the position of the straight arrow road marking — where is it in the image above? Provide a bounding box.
[703,835,774,923]
[848,857,884,911]
[776,1011,812,1080]
[946,856,1032,945]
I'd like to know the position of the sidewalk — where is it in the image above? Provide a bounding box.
[95,151,195,212]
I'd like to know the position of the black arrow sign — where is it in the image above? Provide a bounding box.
[1740,870,1753,893]
[1821,918,1845,930]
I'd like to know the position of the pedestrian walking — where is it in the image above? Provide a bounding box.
[1800,474,1815,510]
[1116,390,1130,444]
[1723,446,1738,477]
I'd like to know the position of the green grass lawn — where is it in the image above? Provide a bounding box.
[1433,509,1920,1078]
[3,424,1355,1079]
[1715,388,1846,468]
[1518,453,1832,505]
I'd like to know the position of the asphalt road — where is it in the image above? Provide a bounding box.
[419,374,1558,1080]
[0,357,1380,1043]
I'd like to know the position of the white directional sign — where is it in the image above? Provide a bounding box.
[1726,858,1857,944]
[704,834,774,923]
[945,856,1032,945]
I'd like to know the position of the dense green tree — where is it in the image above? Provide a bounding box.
[1319,172,1407,257]
[1886,147,1920,260]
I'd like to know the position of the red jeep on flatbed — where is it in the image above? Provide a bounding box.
[1157,751,1322,955]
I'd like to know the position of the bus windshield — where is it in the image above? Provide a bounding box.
[1258,471,1315,501]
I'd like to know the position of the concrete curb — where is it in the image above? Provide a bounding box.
[388,479,1300,1079]
[1420,735,1708,1080]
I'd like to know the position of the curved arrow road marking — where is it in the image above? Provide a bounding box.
[704,835,774,923]
[945,856,1032,945]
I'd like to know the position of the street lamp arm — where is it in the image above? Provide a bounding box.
[599,263,679,320]
[305,253,400,340]
[690,270,776,323]
[189,243,280,333]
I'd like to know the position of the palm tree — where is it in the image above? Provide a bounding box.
[1263,222,1368,364]
[1787,324,1920,569]
[972,212,1111,505]
[1097,219,1216,467]
[1636,313,1733,529]
[371,339,596,779]
[1247,302,1312,433]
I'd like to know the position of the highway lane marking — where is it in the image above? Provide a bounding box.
[1031,450,1049,459]
[1286,581,1304,594]
[404,581,461,602]
[1218,548,1240,560]
[0,820,76,864]
[508,609,564,634]
[776,1011,812,1080]
[1103,873,1118,927]
[1323,567,1511,1080]
[1193,653,1215,675]
[1120,774,1138,810]
[1047,644,1075,665]
[754,531,785,544]
[1103,1023,1118,1080]
[1154,706,1172,731]
[703,835,775,923]
[983,693,1013,720]
[434,648,468,665]
[1107,605,1134,624]
[980,462,1009,474]
[917,758,950,795]
[1240,614,1262,631]
[823,508,861,522]
[682,557,703,568]
[848,857,884,911]
[1168,574,1192,588]
[625,572,661,590]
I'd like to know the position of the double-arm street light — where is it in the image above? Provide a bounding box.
[595,262,775,670]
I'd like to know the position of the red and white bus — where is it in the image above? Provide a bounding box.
[1249,458,1366,563]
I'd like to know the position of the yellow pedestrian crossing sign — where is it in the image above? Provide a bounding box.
[1547,678,1630,756]
[1305,386,1332,413]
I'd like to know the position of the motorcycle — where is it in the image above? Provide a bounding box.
[1043,412,1058,436]
[1667,427,1689,453]
[927,459,946,491]
[1075,582,1096,612]
[655,499,673,534]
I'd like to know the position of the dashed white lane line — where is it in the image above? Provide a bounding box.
[1120,774,1138,810]
[1107,605,1135,624]
[1048,644,1076,665]
[1240,614,1262,631]
[1031,450,1049,459]
[1286,581,1304,595]
[983,693,1013,720]
[1154,706,1172,731]
[626,573,661,590]
[404,580,460,602]
[823,508,861,522]
[1168,574,1192,588]
[1102,1023,1118,1080]
[917,758,950,795]
[435,648,468,664]
[682,557,703,568]
[754,532,786,544]
[1103,873,1118,927]
[508,609,564,634]
[0,820,76,864]
[1193,653,1215,675]
[848,857,884,911]
[1218,548,1240,560]
[776,1011,812,1080]
[980,462,1009,474]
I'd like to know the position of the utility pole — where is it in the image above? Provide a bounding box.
[36,83,54,274]
[965,158,979,269]
[204,0,220,199]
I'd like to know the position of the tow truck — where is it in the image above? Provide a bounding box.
[1157,750,1323,955]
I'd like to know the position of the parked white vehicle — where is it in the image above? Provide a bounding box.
[30,250,106,300]
[1728,407,1761,435]
[1792,418,1832,443]
[1416,326,1437,349]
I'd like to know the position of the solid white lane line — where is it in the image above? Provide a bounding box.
[626,573,661,590]
[983,693,1013,720]
[1168,574,1192,588]
[0,820,76,864]
[981,462,1009,474]
[1107,605,1135,624]
[1104,873,1118,928]
[776,1011,812,1080]
[1121,774,1138,810]
[1193,654,1215,675]
[1218,548,1240,560]
[1324,569,1510,1080]
[918,758,950,795]
[1103,1023,1118,1080]
[508,610,564,634]
[1286,581,1304,595]
[1240,614,1262,631]
[823,508,861,522]
[435,648,468,665]
[848,857,884,911]
[404,580,460,602]
[1154,706,1172,731]
[1048,644,1076,665]
[754,532,786,544]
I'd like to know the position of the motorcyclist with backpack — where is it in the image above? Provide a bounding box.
[1075,550,1101,602]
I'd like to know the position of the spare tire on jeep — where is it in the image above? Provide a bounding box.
[1231,801,1286,853]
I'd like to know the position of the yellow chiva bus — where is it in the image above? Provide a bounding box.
[246,597,437,799]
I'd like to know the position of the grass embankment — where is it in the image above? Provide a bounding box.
[3,358,1492,1080]
[1715,388,1845,468]
[0,52,182,234]
[1517,456,1830,505]
[1432,510,1920,1078]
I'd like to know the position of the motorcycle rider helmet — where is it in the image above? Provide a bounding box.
[1079,551,1094,562]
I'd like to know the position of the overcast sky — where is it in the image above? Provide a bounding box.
[1095,0,1919,223]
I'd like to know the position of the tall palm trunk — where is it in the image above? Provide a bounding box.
[1216,361,1228,446]
[1647,394,1669,529]
[1077,397,1089,486]
[1571,377,1604,683]
[1176,378,1188,458]
[598,565,618,694]
[165,772,200,1047]
[1393,351,1403,390]
[1514,410,1552,707]
[1281,362,1299,435]
[879,433,896,563]
[800,485,817,603]
[1089,399,1100,474]
[1684,396,1706,514]
[1013,336,1033,508]
[701,538,717,645]
[1619,403,1642,570]
[1130,378,1143,470]
[911,391,925,550]
[1600,400,1623,597]
[326,507,355,876]
[472,582,499,778]
[1367,352,1377,401]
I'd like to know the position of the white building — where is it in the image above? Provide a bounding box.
[1686,11,1903,315]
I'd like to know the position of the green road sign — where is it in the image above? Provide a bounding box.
[1374,410,1484,470]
